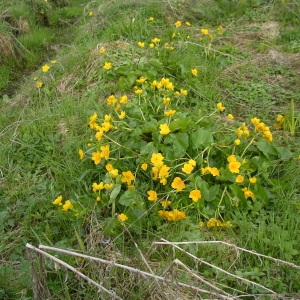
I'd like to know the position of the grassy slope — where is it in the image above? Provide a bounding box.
[0,0,300,298]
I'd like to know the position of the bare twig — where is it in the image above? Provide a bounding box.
[37,244,231,298]
[174,259,232,297]
[26,243,123,300]
[153,240,300,270]
[157,239,277,295]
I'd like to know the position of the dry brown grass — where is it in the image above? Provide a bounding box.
[0,33,16,60]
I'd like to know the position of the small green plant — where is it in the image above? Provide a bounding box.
[283,99,300,136]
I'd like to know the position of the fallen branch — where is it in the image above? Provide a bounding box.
[26,243,123,300]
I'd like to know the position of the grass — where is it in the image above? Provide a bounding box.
[0,0,300,298]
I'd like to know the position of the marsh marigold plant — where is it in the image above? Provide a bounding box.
[51,32,292,234]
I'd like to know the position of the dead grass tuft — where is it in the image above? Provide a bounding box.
[0,33,16,60]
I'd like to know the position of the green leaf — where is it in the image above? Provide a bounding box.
[169,118,192,132]
[148,58,163,67]
[119,189,138,206]
[109,184,121,203]
[275,146,292,160]
[256,140,277,159]
[191,129,214,149]
[165,133,189,157]
[117,74,137,90]
[114,65,133,75]
[254,184,269,205]
[206,185,220,202]
[140,142,158,156]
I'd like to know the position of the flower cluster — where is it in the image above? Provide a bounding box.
[51,21,291,234]
[199,218,232,228]
[158,209,186,221]
[52,195,73,211]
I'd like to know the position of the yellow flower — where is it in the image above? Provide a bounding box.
[62,200,73,211]
[276,114,284,123]
[149,43,155,48]
[217,102,225,111]
[159,123,171,135]
[151,38,160,43]
[160,177,167,185]
[92,151,102,165]
[36,81,43,88]
[110,169,119,178]
[234,139,241,146]
[189,189,201,202]
[249,177,257,183]
[118,213,128,222]
[164,110,176,117]
[171,177,185,191]
[158,164,170,179]
[136,76,147,83]
[151,153,164,167]
[217,25,224,31]
[104,183,113,190]
[236,128,243,137]
[106,163,113,172]
[210,167,220,176]
[96,196,101,201]
[141,163,148,171]
[207,218,222,227]
[107,95,117,106]
[50,60,57,64]
[242,187,255,199]
[92,182,104,192]
[78,149,84,160]
[182,162,194,174]
[104,114,112,121]
[235,175,244,183]
[95,130,104,141]
[152,166,159,180]
[121,171,135,185]
[119,95,128,104]
[147,190,158,201]
[180,89,188,95]
[191,68,198,76]
[227,114,234,120]
[185,21,191,26]
[199,221,205,227]
[52,195,63,205]
[201,28,209,35]
[134,89,143,95]
[163,97,171,105]
[99,47,106,54]
[89,11,93,16]
[137,41,145,47]
[103,62,112,69]
[100,145,110,160]
[42,64,50,72]
[227,155,237,162]
[175,20,182,27]
[149,17,154,21]
[251,117,260,125]
[228,161,241,173]
[158,209,186,221]
[264,130,273,143]
[188,159,196,166]
[118,111,126,119]
[101,121,112,132]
